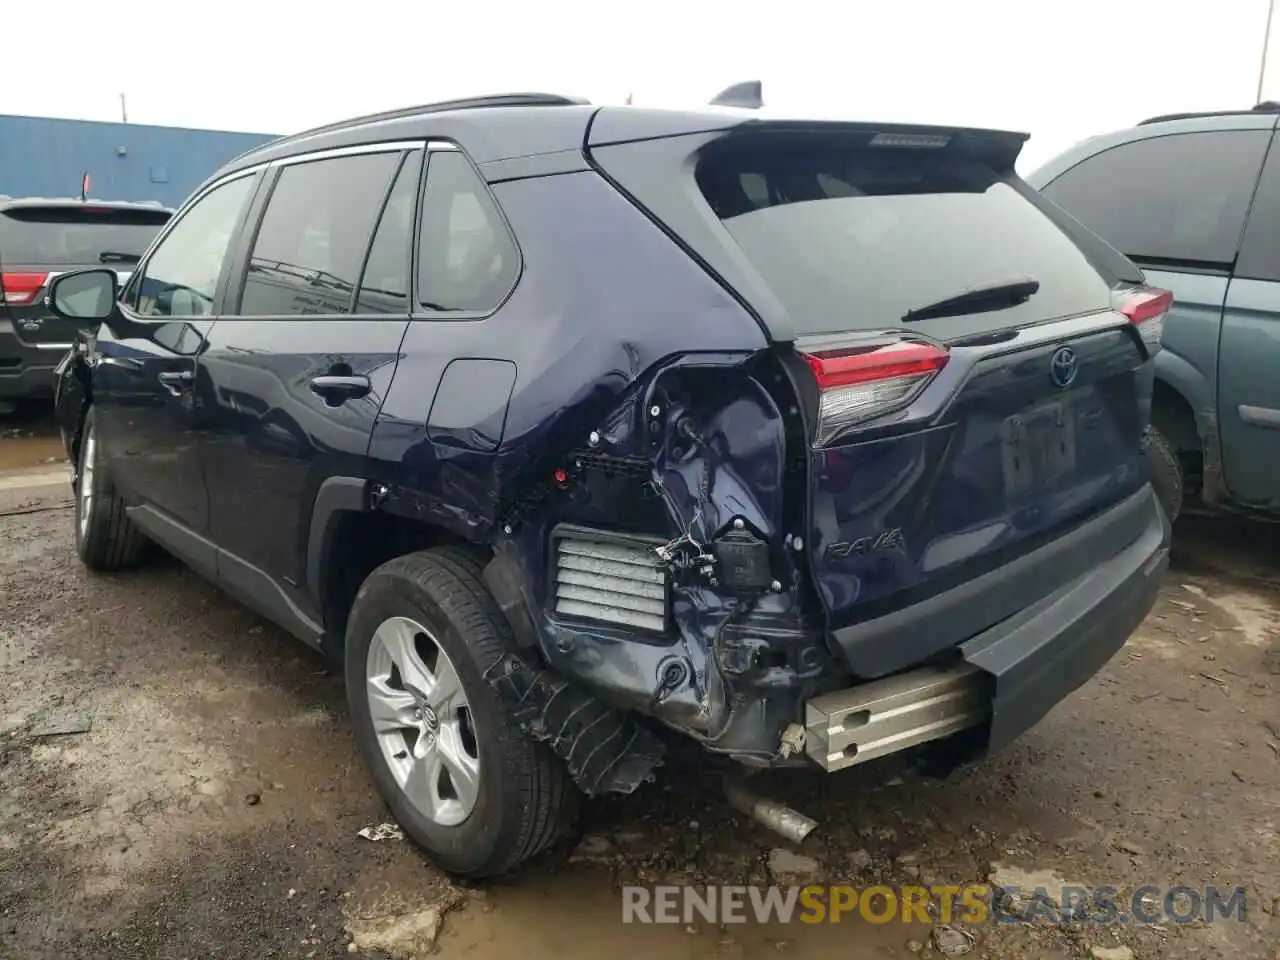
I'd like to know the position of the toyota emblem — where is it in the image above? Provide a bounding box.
[1049,346,1078,389]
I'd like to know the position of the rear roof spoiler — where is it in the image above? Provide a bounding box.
[588,109,1029,171]
[0,197,174,212]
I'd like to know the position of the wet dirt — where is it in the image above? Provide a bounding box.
[1,478,1278,960]
[0,401,65,471]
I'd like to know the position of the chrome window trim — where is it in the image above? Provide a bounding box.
[120,139,459,322]
[268,140,425,168]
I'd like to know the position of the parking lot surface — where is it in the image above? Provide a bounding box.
[1,422,1278,960]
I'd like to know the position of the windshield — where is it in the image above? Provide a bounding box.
[0,206,170,266]
[695,136,1135,339]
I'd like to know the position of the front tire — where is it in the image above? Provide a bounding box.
[74,408,147,571]
[345,547,577,878]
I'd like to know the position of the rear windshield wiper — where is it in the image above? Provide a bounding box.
[901,277,1040,323]
[99,251,141,264]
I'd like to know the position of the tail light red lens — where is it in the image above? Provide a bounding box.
[800,342,949,446]
[1114,286,1173,354]
[0,272,50,306]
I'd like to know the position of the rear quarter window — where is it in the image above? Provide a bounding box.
[416,150,520,314]
[1038,129,1271,267]
[693,133,1126,339]
[1230,135,1280,282]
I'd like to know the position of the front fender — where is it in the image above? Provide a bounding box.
[52,341,91,482]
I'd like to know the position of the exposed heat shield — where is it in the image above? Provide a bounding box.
[551,526,669,632]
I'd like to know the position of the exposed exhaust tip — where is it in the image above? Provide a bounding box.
[724,775,817,844]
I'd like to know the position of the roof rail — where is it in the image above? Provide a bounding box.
[1138,101,1280,125]
[236,92,590,161]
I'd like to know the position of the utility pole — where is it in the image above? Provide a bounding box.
[119,93,128,123]
[1259,0,1276,103]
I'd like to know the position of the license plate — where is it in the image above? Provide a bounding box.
[1000,401,1077,500]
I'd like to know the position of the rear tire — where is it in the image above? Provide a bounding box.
[344,546,578,878]
[1146,426,1184,524]
[73,408,148,571]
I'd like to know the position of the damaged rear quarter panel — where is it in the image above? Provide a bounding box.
[499,355,835,764]
[365,166,829,769]
[367,168,768,539]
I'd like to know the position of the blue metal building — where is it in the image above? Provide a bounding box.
[0,115,278,208]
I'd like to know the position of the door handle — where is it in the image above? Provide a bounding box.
[157,370,195,396]
[309,375,371,404]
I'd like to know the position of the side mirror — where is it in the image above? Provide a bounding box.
[46,268,118,322]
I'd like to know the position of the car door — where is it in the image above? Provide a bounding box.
[1034,121,1275,506]
[1218,138,1280,507]
[198,143,420,632]
[96,171,259,558]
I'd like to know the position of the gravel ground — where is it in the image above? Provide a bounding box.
[1,440,1278,959]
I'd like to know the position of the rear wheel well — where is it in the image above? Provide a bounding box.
[320,511,480,660]
[1152,379,1202,490]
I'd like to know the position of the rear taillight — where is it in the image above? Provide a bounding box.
[1115,286,1173,354]
[801,341,949,446]
[0,272,49,306]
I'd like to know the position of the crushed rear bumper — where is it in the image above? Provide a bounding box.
[805,484,1169,771]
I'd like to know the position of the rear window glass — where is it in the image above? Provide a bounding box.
[0,206,170,266]
[695,137,1123,338]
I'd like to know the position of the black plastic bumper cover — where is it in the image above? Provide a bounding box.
[832,483,1167,680]
[959,484,1169,752]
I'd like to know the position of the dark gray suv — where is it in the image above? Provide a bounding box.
[0,198,171,407]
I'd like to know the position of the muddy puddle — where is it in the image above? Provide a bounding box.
[0,401,64,471]
[438,869,909,958]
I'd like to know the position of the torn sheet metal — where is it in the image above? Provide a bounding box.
[485,651,665,795]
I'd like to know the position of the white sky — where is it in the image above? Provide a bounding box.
[6,0,1278,172]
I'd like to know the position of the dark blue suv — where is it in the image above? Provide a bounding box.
[46,91,1171,878]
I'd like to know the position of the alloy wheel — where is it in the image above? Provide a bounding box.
[365,615,481,827]
[78,425,96,540]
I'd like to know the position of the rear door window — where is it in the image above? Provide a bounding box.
[238,151,402,317]
[0,205,170,266]
[355,150,422,315]
[695,134,1125,338]
[1039,130,1271,268]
